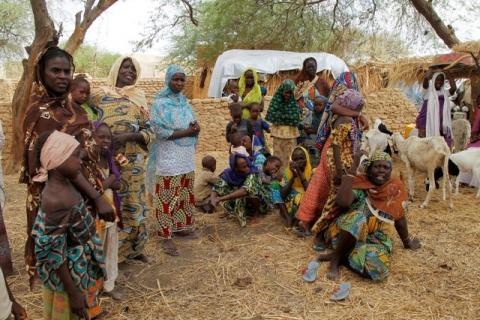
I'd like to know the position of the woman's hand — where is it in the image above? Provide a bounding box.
[68,289,89,319]
[186,122,201,137]
[359,115,369,131]
[95,196,114,222]
[210,194,221,207]
[289,162,299,177]
[11,301,27,320]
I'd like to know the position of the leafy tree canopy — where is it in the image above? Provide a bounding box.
[71,44,120,77]
[0,0,32,60]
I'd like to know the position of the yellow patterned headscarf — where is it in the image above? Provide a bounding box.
[361,151,392,172]
[285,146,313,193]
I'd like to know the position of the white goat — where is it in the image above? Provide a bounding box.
[391,133,452,208]
[451,118,471,152]
[362,128,390,156]
[449,148,480,197]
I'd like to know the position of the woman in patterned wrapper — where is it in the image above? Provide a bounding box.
[147,65,200,257]
[91,56,154,263]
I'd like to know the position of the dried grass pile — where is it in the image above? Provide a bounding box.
[363,88,418,132]
[2,152,480,319]
[352,62,389,94]
[388,57,432,86]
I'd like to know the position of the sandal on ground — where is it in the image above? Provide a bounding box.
[302,260,320,283]
[292,226,312,238]
[330,282,351,301]
[312,242,327,252]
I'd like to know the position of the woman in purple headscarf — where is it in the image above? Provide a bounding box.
[210,153,271,227]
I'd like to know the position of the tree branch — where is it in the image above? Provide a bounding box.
[408,0,460,48]
[180,0,199,26]
[63,0,118,53]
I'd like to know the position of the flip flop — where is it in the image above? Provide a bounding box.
[330,282,351,301]
[312,242,327,252]
[302,260,320,282]
[162,244,180,256]
[293,227,312,238]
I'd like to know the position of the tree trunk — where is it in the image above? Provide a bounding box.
[5,0,118,174]
[409,0,460,48]
[5,0,57,174]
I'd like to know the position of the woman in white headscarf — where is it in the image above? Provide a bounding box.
[91,56,154,263]
[415,70,457,146]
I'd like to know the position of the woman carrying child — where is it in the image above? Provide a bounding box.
[91,56,153,263]
[147,65,199,256]
[211,153,271,227]
[310,89,365,244]
[21,46,113,286]
[32,131,107,319]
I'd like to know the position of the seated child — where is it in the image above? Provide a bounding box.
[0,266,27,320]
[92,122,123,300]
[258,156,289,224]
[249,103,270,151]
[280,146,313,227]
[194,155,218,213]
[242,135,266,170]
[70,76,99,121]
[31,130,108,319]
[230,132,249,157]
[226,103,254,144]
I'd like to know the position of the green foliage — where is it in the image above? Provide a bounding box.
[72,45,120,78]
[144,0,410,69]
[0,0,32,60]
[165,0,336,68]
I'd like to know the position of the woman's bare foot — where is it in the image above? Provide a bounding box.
[326,261,341,280]
[103,289,124,301]
[162,239,179,256]
[174,230,198,239]
[132,253,151,263]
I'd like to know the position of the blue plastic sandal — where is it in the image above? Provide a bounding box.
[330,282,351,301]
[312,242,327,252]
[303,260,320,282]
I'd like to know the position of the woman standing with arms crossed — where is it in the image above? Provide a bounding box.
[147,65,200,256]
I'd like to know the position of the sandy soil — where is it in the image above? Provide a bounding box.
[2,153,479,320]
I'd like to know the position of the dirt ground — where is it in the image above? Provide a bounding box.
[2,152,480,320]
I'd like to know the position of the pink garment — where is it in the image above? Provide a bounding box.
[296,137,332,223]
[468,109,480,148]
[33,130,80,182]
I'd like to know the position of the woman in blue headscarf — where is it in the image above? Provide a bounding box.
[147,65,200,256]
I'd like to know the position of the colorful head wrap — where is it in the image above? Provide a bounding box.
[265,80,301,126]
[336,89,364,111]
[33,131,80,182]
[360,151,392,173]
